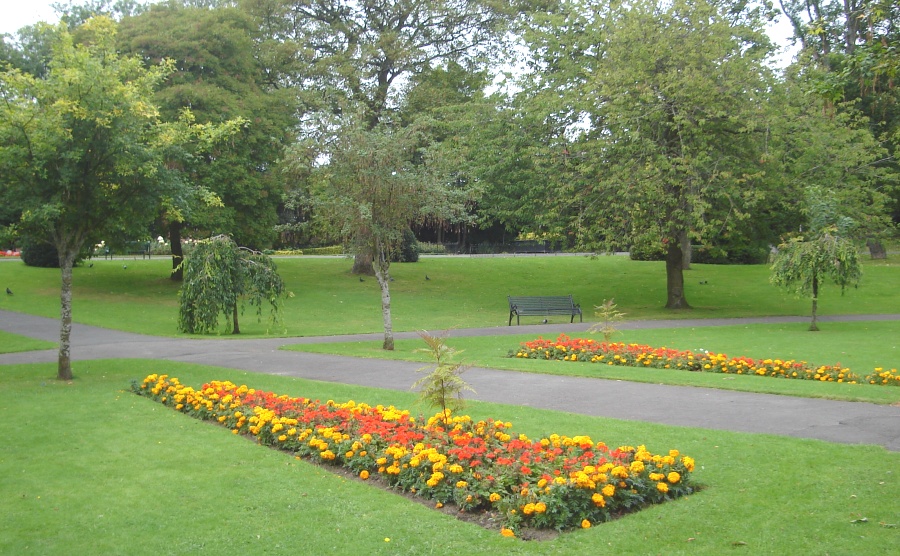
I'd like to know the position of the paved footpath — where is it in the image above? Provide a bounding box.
[2,309,899,451]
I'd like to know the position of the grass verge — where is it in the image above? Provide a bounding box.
[0,330,56,354]
[1,256,899,338]
[283,321,900,404]
[1,360,896,555]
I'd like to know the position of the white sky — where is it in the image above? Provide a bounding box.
[1,0,800,66]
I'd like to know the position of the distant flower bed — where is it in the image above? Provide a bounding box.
[132,374,698,535]
[510,335,900,386]
[1,250,20,257]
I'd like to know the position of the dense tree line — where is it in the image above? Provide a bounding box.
[1,0,897,356]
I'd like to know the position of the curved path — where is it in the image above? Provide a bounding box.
[2,309,899,451]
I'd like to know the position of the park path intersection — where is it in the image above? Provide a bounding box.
[1,309,898,452]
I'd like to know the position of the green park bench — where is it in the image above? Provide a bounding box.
[507,295,582,326]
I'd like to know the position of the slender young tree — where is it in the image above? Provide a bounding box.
[316,115,456,349]
[178,235,287,334]
[770,190,863,331]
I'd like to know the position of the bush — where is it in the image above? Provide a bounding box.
[20,238,61,267]
[392,228,419,263]
[628,241,666,261]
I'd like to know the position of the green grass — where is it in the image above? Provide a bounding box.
[0,330,56,354]
[1,360,897,555]
[2,255,899,338]
[283,321,900,404]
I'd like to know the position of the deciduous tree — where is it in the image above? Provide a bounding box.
[178,235,287,334]
[0,18,237,380]
[770,190,862,331]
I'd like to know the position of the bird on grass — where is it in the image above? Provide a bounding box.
[542,319,548,324]
[123,264,127,269]
[359,276,364,282]
[425,274,431,281]
[89,263,94,268]
[5,287,12,295]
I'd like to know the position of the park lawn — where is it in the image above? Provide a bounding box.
[283,320,900,405]
[1,360,896,555]
[0,330,55,354]
[1,255,899,338]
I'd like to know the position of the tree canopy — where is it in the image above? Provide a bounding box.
[0,17,239,379]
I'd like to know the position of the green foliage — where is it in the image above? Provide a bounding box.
[178,235,286,334]
[393,228,420,263]
[518,0,777,309]
[770,191,863,330]
[588,299,626,343]
[412,331,474,425]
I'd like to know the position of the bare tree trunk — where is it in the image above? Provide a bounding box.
[373,244,394,350]
[352,250,375,275]
[169,221,184,281]
[866,239,886,260]
[57,248,78,381]
[809,274,820,331]
[680,231,692,270]
[665,241,691,309]
[232,304,241,334]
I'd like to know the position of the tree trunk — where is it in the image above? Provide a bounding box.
[809,274,820,331]
[665,241,691,309]
[169,221,184,281]
[680,231,692,270]
[57,248,78,381]
[352,250,375,275]
[866,239,886,260]
[232,304,240,334]
[373,245,394,350]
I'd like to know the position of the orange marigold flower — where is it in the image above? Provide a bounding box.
[500,528,515,538]
[581,519,591,529]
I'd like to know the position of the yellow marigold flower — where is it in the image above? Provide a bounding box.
[500,528,515,538]
[591,493,606,507]
[456,481,468,489]
[657,482,669,493]
[435,502,443,509]
[449,464,463,474]
[534,502,547,513]
[602,484,616,498]
[668,472,681,484]
[629,461,645,474]
[359,470,370,480]
[581,519,591,529]
[522,503,535,515]
[489,493,501,503]
[537,478,548,489]
[278,434,288,442]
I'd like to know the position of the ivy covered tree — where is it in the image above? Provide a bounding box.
[770,190,863,331]
[178,235,287,335]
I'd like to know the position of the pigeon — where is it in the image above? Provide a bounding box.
[5,287,12,295]
[359,276,364,282]
[123,264,127,269]
[699,280,708,285]
[425,274,431,281]
[89,263,94,268]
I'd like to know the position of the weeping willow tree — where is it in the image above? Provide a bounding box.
[178,235,286,334]
[770,190,862,331]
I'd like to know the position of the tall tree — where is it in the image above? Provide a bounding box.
[244,0,515,271]
[0,18,237,380]
[778,0,900,247]
[117,3,298,278]
[518,0,776,308]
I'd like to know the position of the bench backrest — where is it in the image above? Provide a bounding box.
[508,295,576,311]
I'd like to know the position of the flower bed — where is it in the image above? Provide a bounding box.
[132,374,697,536]
[510,335,900,386]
